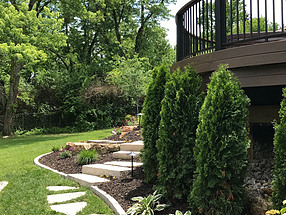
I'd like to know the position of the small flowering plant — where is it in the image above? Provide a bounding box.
[112,126,123,135]
[57,147,72,159]
[265,200,286,215]
[125,115,138,126]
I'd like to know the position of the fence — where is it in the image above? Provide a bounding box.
[0,112,62,133]
[176,0,286,61]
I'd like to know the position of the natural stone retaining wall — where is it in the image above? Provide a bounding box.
[65,141,121,154]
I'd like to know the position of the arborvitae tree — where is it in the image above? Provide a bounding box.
[272,88,286,208]
[190,65,250,215]
[156,66,204,201]
[141,65,170,183]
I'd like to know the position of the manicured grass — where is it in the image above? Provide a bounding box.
[0,129,115,215]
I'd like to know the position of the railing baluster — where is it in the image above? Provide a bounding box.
[273,0,275,32]
[257,0,260,36]
[202,0,205,51]
[243,0,246,39]
[211,0,213,47]
[250,0,253,37]
[236,0,239,40]
[265,0,268,41]
[230,0,233,41]
[206,0,209,50]
[282,0,284,32]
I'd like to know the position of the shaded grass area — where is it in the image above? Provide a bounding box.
[0,129,114,215]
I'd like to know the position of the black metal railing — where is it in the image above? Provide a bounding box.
[176,0,286,61]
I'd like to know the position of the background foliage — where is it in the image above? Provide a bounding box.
[0,0,176,134]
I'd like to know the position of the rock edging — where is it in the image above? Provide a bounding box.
[34,152,126,215]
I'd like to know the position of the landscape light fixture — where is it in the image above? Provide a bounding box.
[137,113,143,128]
[127,151,137,178]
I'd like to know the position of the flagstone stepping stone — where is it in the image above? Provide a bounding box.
[46,186,78,191]
[68,173,109,186]
[50,202,87,215]
[104,161,143,168]
[0,181,8,192]
[47,191,86,204]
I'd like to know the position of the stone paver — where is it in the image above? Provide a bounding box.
[68,173,109,186]
[104,161,143,168]
[82,164,131,177]
[112,151,140,159]
[50,202,87,215]
[47,191,86,204]
[46,186,78,191]
[0,181,8,192]
[120,141,144,151]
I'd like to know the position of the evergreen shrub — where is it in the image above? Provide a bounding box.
[141,65,170,183]
[156,66,204,201]
[272,88,286,208]
[190,65,250,215]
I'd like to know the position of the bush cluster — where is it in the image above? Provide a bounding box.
[141,65,170,183]
[190,65,250,215]
[141,65,250,213]
[272,88,286,208]
[156,66,204,201]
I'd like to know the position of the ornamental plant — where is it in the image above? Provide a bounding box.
[272,87,286,208]
[77,149,98,165]
[189,65,250,215]
[126,191,168,215]
[141,65,170,183]
[58,149,72,159]
[156,66,204,201]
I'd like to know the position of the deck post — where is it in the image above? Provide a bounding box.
[176,13,184,61]
[215,0,226,50]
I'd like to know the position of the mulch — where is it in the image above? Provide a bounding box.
[38,127,190,214]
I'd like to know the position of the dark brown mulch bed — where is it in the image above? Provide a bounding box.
[103,127,142,142]
[38,128,189,214]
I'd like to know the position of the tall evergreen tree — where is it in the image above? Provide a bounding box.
[190,65,250,215]
[272,88,286,208]
[156,66,204,201]
[141,65,170,183]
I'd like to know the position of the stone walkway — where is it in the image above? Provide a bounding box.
[46,186,103,215]
[0,181,8,192]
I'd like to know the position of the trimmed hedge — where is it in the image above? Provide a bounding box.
[190,65,250,215]
[141,65,170,183]
[156,66,204,201]
[272,88,286,208]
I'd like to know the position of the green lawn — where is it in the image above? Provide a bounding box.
[0,129,115,215]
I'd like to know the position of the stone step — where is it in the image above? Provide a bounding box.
[87,140,124,144]
[68,173,109,186]
[47,192,86,204]
[82,164,131,177]
[104,161,143,168]
[46,186,78,192]
[120,141,144,151]
[112,151,140,160]
[50,202,87,215]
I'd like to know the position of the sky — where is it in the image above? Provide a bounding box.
[161,0,286,47]
[160,0,190,47]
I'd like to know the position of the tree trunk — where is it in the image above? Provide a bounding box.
[3,60,23,136]
[0,80,7,115]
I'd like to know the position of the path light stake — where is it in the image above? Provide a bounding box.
[127,152,136,178]
[137,113,143,128]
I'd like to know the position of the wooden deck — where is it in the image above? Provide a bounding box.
[172,40,286,88]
